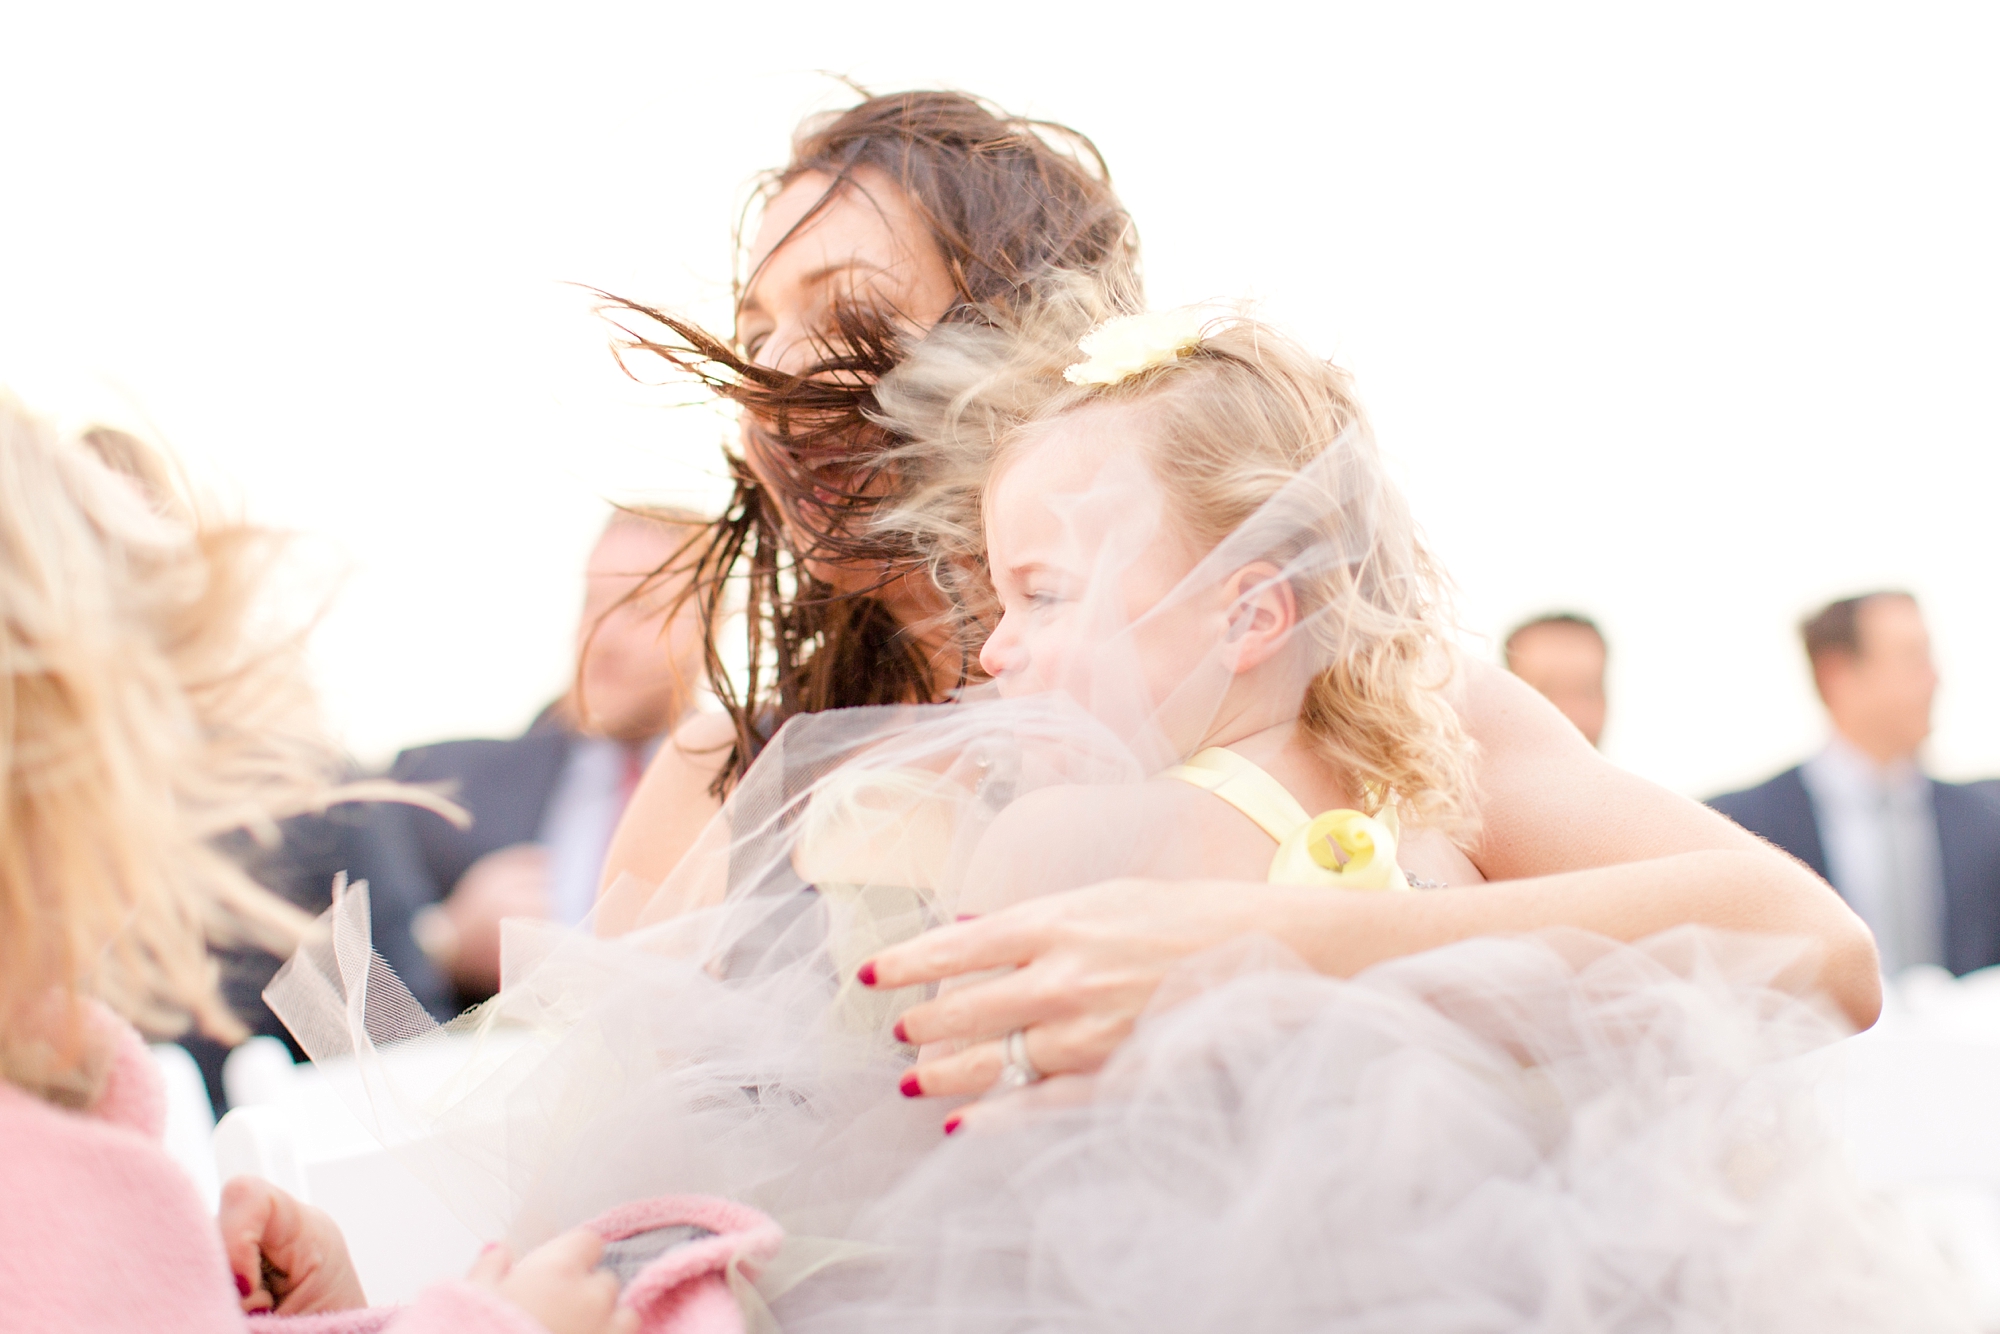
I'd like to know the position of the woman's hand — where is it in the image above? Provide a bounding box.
[868,878,1318,1096]
[217,1176,367,1314]
[468,1229,637,1334]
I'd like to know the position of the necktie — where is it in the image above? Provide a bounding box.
[617,743,645,817]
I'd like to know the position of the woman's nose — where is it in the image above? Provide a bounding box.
[757,325,815,377]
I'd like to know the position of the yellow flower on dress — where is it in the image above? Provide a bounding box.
[1269,806,1408,891]
[1063,308,1206,386]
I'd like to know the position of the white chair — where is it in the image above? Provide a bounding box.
[223,1034,307,1110]
[148,1043,221,1210]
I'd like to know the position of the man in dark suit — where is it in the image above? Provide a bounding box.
[183,510,706,1111]
[1710,592,2000,976]
[380,509,707,1012]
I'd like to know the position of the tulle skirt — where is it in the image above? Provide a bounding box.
[273,885,1977,1331]
[772,928,1973,1333]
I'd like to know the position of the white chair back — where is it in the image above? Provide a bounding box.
[148,1043,220,1210]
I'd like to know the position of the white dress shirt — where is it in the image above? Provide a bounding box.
[1798,735,1945,975]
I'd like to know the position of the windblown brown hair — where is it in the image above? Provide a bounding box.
[601,89,1141,794]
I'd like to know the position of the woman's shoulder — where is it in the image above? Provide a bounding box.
[600,709,739,906]
[1455,655,1591,757]
[652,708,754,801]
[674,707,744,751]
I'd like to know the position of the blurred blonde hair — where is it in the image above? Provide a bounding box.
[876,289,1476,830]
[0,399,349,1105]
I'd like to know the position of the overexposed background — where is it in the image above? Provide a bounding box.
[3,4,1995,795]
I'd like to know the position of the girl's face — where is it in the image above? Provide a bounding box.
[980,407,1224,717]
[735,169,957,597]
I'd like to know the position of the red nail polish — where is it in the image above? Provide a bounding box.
[943,1115,962,1136]
[899,1071,922,1098]
[234,1273,252,1298]
[892,1019,909,1044]
[856,961,878,987]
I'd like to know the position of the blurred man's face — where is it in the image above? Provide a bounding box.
[1507,622,1607,748]
[573,521,703,741]
[1817,595,1936,765]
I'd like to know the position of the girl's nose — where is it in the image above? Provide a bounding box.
[979,618,1019,679]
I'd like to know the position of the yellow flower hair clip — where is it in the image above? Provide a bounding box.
[1063,308,1206,387]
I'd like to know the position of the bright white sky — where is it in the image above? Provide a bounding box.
[4,4,1996,798]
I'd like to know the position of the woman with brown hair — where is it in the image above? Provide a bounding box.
[599,89,1139,890]
[601,89,1879,1096]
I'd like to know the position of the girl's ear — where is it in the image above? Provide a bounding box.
[1221,562,1298,674]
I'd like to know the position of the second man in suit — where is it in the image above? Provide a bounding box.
[1709,592,2000,977]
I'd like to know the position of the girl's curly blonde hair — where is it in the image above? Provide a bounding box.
[0,398,352,1105]
[875,288,1477,831]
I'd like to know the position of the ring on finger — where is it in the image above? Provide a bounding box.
[997,1027,1043,1090]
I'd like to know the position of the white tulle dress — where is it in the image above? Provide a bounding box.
[269,441,1979,1331]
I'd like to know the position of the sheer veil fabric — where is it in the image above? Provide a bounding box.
[270,366,1973,1328]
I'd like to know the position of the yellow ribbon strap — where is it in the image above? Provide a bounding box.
[1164,747,1410,892]
[1161,747,1312,845]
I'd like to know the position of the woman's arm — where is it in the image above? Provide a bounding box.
[1457,658,1756,878]
[876,845,1879,1098]
[597,710,735,901]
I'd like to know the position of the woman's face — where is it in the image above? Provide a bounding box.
[735,168,957,595]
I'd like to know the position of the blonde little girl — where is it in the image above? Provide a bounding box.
[836,303,1484,1102]
[977,310,1481,888]
[874,306,1484,920]
[0,397,635,1334]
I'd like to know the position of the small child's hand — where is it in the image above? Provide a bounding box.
[468,1230,636,1334]
[217,1175,367,1314]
